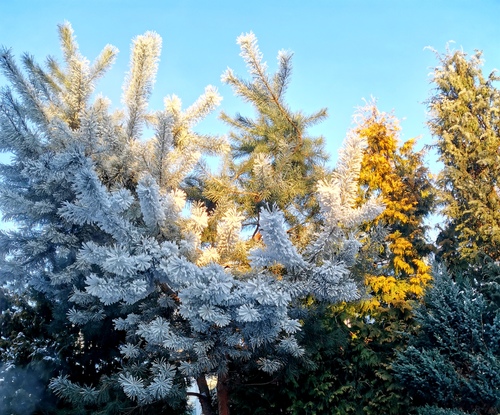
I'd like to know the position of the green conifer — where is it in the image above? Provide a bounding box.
[206,32,329,247]
[428,48,500,270]
[394,266,500,415]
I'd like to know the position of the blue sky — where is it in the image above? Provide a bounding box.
[1,0,500,169]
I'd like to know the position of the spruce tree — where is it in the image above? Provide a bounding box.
[0,23,131,415]
[428,48,500,270]
[393,265,500,415]
[0,25,384,415]
[0,22,221,414]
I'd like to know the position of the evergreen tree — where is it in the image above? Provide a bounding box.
[0,22,221,414]
[356,103,435,304]
[206,32,329,246]
[0,23,130,415]
[428,48,500,270]
[393,265,500,415]
[323,105,435,414]
[0,25,384,415]
[235,105,435,415]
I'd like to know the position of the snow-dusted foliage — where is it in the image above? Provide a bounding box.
[0,24,383,414]
[0,22,219,411]
[307,130,385,264]
[46,132,382,406]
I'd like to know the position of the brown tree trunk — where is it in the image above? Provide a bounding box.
[217,373,231,415]
[195,375,216,415]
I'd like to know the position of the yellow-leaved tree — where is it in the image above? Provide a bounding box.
[356,103,435,309]
[284,103,437,415]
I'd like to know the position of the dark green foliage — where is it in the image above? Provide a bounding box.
[0,289,59,414]
[0,289,149,415]
[283,306,414,415]
[393,266,500,415]
[229,303,415,415]
[228,304,337,415]
[479,256,500,308]
[416,407,470,415]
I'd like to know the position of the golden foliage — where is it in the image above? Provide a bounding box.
[354,103,433,311]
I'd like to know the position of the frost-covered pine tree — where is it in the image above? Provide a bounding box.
[0,22,222,414]
[1,24,384,415]
[50,114,382,415]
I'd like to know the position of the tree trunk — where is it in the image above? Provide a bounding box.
[217,373,230,415]
[196,375,216,415]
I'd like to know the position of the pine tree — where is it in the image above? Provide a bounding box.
[0,25,384,415]
[205,32,329,247]
[0,23,131,415]
[0,22,221,414]
[227,110,398,415]
[393,265,500,415]
[428,48,500,270]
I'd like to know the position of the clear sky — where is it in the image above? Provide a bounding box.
[1,0,500,169]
